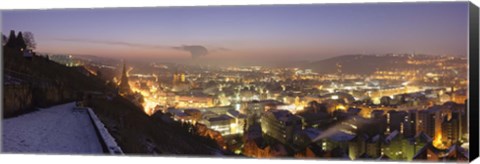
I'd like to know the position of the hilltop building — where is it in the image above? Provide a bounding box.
[3,30,34,59]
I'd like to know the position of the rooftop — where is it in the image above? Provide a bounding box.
[208,114,234,122]
[327,131,356,142]
[270,110,294,122]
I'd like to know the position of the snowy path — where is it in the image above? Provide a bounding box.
[2,102,104,154]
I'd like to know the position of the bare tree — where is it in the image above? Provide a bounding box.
[23,31,36,50]
[1,34,6,46]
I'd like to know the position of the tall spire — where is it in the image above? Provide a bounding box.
[119,60,132,95]
[122,60,127,77]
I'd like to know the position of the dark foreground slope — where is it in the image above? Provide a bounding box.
[89,96,231,155]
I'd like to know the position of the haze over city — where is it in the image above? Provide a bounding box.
[2,2,468,63]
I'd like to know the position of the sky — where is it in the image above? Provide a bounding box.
[1,2,469,62]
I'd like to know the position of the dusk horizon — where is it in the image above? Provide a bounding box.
[2,2,469,62]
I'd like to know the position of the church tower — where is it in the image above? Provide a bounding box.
[119,60,132,95]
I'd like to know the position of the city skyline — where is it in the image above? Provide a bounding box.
[2,2,468,62]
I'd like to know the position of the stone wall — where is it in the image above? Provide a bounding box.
[3,84,33,116]
[87,107,124,154]
[3,82,76,118]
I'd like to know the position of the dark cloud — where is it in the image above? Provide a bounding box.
[172,45,209,59]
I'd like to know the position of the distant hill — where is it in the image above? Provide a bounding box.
[305,54,412,74]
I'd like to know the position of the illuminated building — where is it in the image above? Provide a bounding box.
[417,109,438,138]
[296,108,330,128]
[348,134,367,160]
[368,86,413,104]
[49,54,85,67]
[380,96,392,106]
[382,130,405,160]
[242,100,269,128]
[242,124,264,157]
[332,110,352,122]
[201,111,218,120]
[347,107,361,116]
[183,108,202,122]
[381,130,408,160]
[370,110,385,119]
[451,89,467,104]
[174,95,214,108]
[205,106,232,115]
[454,102,469,142]
[441,114,460,145]
[171,71,190,92]
[165,92,176,106]
[226,109,246,134]
[405,132,432,160]
[381,129,432,161]
[368,110,388,137]
[303,92,355,113]
[260,110,302,144]
[315,130,355,155]
[172,71,186,84]
[317,92,356,105]
[386,110,407,135]
[293,128,321,148]
[413,143,468,161]
[242,123,289,158]
[167,108,190,121]
[201,114,235,136]
[365,134,382,158]
[403,110,417,138]
[336,62,343,82]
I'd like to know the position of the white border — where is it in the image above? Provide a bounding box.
[0,0,474,10]
[1,0,479,164]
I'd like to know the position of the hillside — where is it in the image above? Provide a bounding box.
[3,46,109,117]
[306,54,412,74]
[3,38,229,155]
